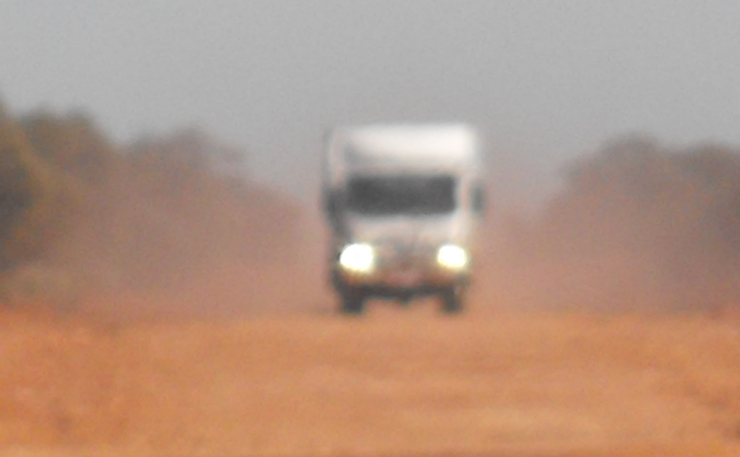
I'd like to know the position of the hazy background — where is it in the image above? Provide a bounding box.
[1,1,739,317]
[1,1,739,202]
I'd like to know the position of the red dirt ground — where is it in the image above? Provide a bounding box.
[1,287,739,457]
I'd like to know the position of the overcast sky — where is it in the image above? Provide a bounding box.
[1,1,738,201]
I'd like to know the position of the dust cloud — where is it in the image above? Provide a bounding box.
[480,134,740,313]
[25,128,740,320]
[39,128,325,320]
[2,127,740,456]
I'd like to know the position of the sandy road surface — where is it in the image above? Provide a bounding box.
[0,298,739,457]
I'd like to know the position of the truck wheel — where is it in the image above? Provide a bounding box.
[440,286,464,314]
[340,289,365,315]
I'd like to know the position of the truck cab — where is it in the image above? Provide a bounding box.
[322,124,484,314]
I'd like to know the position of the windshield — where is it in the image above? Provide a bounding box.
[346,174,457,215]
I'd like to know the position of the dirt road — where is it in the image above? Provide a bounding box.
[0,297,739,457]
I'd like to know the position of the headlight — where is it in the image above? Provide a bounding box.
[437,244,468,270]
[339,243,376,273]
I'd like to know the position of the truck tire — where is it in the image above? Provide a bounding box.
[340,289,365,315]
[440,286,464,314]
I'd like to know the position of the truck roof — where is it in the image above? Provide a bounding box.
[326,123,480,178]
[337,123,478,157]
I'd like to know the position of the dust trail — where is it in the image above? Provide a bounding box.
[24,125,740,319]
[478,135,740,313]
[42,128,323,320]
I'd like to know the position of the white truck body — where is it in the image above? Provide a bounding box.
[322,123,484,313]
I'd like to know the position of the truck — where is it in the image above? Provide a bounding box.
[322,123,485,314]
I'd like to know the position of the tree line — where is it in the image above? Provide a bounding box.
[503,134,740,309]
[0,101,302,290]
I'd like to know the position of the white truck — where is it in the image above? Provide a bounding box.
[322,123,485,314]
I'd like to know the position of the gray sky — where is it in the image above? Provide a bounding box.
[1,1,739,201]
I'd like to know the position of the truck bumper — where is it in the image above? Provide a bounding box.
[332,268,469,300]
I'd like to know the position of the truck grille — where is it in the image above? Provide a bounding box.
[376,243,435,270]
